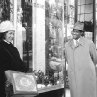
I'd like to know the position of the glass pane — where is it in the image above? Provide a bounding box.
[96,4,97,11]
[22,0,32,71]
[32,0,65,87]
[69,0,75,5]
[85,0,93,4]
[45,0,64,85]
[80,0,85,5]
[32,0,46,73]
[78,6,81,14]
[85,13,93,21]
[81,5,85,13]
[80,14,85,21]
[85,4,93,13]
[78,0,81,5]
[78,15,80,21]
[96,12,97,20]
[0,0,10,21]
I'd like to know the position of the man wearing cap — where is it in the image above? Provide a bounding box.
[64,21,97,97]
[0,20,28,97]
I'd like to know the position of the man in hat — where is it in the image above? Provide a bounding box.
[64,21,97,97]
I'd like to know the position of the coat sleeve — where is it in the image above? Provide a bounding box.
[13,47,28,72]
[0,45,28,72]
[89,42,97,65]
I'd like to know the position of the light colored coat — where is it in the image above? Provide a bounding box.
[65,37,97,97]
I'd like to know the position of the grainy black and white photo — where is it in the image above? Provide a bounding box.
[0,0,96,97]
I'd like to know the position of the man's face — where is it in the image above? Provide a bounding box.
[71,29,82,40]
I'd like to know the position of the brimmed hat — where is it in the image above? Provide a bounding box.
[0,20,15,33]
[73,22,84,31]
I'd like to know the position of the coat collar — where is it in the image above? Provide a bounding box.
[3,40,11,44]
[68,37,85,49]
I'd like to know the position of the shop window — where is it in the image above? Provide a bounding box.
[76,0,93,42]
[84,21,93,32]
[85,4,93,13]
[81,5,85,13]
[77,0,93,22]
[78,15,80,21]
[78,0,81,5]
[85,13,92,21]
[80,0,85,5]
[31,0,66,87]
[85,0,93,4]
[22,0,32,71]
[78,6,81,14]
[20,0,74,88]
[0,0,11,21]
[79,14,85,21]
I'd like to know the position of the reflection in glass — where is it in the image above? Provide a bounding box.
[85,13,92,21]
[80,0,85,5]
[45,0,64,85]
[85,4,93,13]
[22,1,32,71]
[80,14,84,21]
[85,0,93,4]
[78,6,81,14]
[81,5,85,13]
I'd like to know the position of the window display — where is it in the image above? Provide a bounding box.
[22,0,65,89]
[23,0,65,88]
[22,0,32,71]
[39,0,64,87]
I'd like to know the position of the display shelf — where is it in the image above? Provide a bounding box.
[38,84,64,93]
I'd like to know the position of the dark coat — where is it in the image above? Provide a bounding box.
[0,40,28,97]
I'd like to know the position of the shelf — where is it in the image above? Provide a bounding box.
[38,84,64,93]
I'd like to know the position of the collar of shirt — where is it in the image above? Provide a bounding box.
[67,37,85,49]
[73,39,79,46]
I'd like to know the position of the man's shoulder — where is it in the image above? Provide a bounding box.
[81,37,94,46]
[84,37,93,43]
